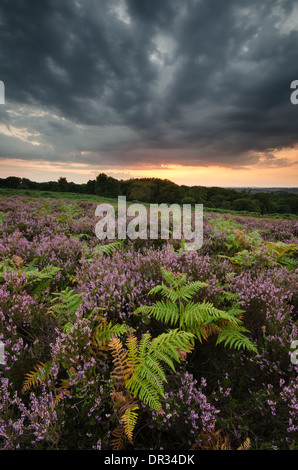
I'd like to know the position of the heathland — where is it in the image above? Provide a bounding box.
[0,189,297,450]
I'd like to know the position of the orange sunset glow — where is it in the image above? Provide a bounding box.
[0,146,297,188]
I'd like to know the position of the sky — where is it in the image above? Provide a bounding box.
[0,0,298,188]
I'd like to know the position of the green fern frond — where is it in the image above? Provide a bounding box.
[278,256,298,269]
[75,233,92,241]
[0,258,60,298]
[149,329,194,370]
[28,265,60,297]
[125,334,140,373]
[131,358,166,398]
[109,329,193,413]
[137,332,152,358]
[179,280,208,301]
[148,283,180,302]
[94,240,123,256]
[94,318,133,349]
[128,374,162,412]
[111,323,134,338]
[159,268,178,285]
[215,325,258,353]
[126,329,194,411]
[137,268,257,354]
[178,301,205,337]
[193,301,242,326]
[85,240,124,263]
[25,258,40,270]
[142,300,179,325]
[50,288,83,325]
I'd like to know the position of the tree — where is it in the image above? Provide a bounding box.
[95,173,109,196]
[86,179,96,194]
[20,178,37,190]
[181,196,195,205]
[129,182,152,202]
[232,198,260,213]
[158,181,182,204]
[57,177,69,192]
[189,186,207,204]
[4,176,21,188]
[95,173,121,198]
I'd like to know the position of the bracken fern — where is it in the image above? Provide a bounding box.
[135,268,258,353]
[108,328,194,446]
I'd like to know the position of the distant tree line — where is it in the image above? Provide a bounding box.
[0,174,298,215]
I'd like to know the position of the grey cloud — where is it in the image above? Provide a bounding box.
[0,0,297,171]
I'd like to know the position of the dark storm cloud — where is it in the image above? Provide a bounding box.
[0,0,157,124]
[0,0,298,169]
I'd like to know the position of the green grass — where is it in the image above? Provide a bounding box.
[0,188,118,205]
[0,188,297,219]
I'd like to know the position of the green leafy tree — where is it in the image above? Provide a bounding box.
[232,198,260,213]
[128,182,152,202]
[181,196,195,205]
[95,173,121,198]
[4,176,21,188]
[158,181,182,204]
[57,177,69,192]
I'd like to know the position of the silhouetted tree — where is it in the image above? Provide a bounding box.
[95,173,121,198]
[57,177,69,192]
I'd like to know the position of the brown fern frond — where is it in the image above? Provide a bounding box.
[109,336,133,388]
[177,342,194,362]
[110,424,125,450]
[111,388,138,416]
[45,307,55,316]
[111,389,128,408]
[201,323,221,340]
[120,404,139,444]
[191,426,251,450]
[191,426,232,450]
[21,362,49,394]
[111,381,140,446]
[59,378,71,389]
[111,393,139,446]
[237,437,251,450]
[12,256,24,269]
[118,396,138,416]
[233,229,249,249]
[51,389,70,411]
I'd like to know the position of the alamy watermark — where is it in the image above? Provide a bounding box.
[290,340,298,365]
[95,196,203,251]
[0,341,4,364]
[0,81,4,104]
[290,80,298,105]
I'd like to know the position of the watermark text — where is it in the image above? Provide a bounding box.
[0,341,4,364]
[290,80,298,104]
[0,81,4,104]
[95,196,203,251]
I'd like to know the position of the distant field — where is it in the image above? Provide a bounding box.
[0,187,297,220]
[0,187,118,204]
